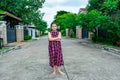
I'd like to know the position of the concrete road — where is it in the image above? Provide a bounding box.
[0,36,120,80]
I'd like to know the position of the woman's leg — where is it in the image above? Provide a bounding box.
[57,66,65,75]
[52,66,56,74]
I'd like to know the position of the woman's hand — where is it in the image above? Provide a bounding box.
[56,32,62,41]
[56,37,61,41]
[48,32,62,41]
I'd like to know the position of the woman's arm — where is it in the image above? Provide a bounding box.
[48,32,59,41]
[56,32,62,41]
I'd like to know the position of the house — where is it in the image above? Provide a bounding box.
[76,8,90,39]
[25,23,40,39]
[78,8,86,14]
[0,10,23,46]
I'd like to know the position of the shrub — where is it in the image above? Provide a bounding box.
[61,30,66,36]
[36,35,40,37]
[44,33,48,35]
[90,33,96,42]
[0,16,2,21]
[96,37,115,45]
[70,33,76,38]
[24,36,32,40]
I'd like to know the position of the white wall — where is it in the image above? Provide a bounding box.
[0,21,7,45]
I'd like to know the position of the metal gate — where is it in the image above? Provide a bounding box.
[7,28,16,43]
[24,29,28,36]
[98,28,109,38]
[82,28,88,38]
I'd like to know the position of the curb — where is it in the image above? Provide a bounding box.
[0,38,39,56]
[0,46,22,56]
[80,42,120,55]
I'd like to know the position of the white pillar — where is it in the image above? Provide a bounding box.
[32,29,36,39]
[66,28,69,38]
[28,28,32,36]
[89,32,93,40]
[0,21,7,45]
[76,26,82,39]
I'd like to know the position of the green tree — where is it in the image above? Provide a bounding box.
[78,10,101,41]
[101,0,118,15]
[56,13,77,29]
[78,9,120,43]
[87,0,119,15]
[83,0,120,44]
[54,10,69,22]
[55,12,78,36]
[87,0,104,11]
[34,19,47,35]
[0,0,45,24]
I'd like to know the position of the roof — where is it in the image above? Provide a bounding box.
[0,10,22,21]
[80,8,86,11]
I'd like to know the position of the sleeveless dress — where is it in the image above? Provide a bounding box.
[48,31,64,67]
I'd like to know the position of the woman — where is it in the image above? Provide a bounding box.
[48,22,64,75]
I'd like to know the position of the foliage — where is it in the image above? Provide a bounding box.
[34,20,47,35]
[0,9,4,14]
[87,0,104,11]
[0,16,2,21]
[96,37,115,45]
[0,0,45,24]
[102,0,118,14]
[47,28,51,32]
[54,11,78,36]
[86,0,120,44]
[70,32,76,38]
[36,35,40,37]
[77,9,119,42]
[56,13,77,29]
[61,30,66,36]
[0,0,47,35]
[116,28,120,40]
[54,10,69,22]
[0,39,3,49]
[87,0,119,15]
[78,10,101,32]
[24,35,32,40]
[0,10,4,20]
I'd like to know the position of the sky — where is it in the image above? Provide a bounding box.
[40,0,88,27]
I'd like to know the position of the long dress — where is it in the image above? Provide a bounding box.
[48,31,64,67]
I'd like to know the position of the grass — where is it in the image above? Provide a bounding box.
[95,41,118,49]
[0,47,11,53]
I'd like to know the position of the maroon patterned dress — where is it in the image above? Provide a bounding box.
[48,31,64,67]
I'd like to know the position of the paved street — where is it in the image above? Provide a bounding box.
[0,36,120,80]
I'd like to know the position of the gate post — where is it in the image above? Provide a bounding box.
[0,21,7,46]
[76,26,82,39]
[16,24,24,42]
[89,32,93,40]
[66,28,69,38]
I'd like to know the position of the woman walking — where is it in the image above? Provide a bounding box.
[48,22,64,75]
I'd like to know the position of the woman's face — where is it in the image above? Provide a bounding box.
[51,24,57,31]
